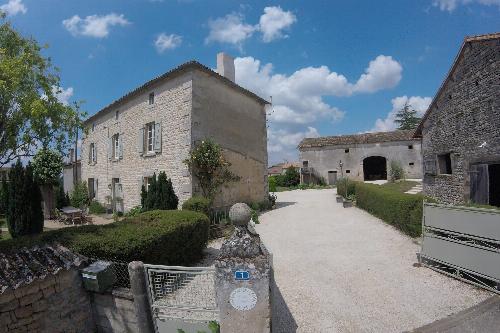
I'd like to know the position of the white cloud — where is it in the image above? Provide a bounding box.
[353,55,403,93]
[205,13,257,47]
[234,55,403,164]
[63,13,130,38]
[372,95,432,132]
[259,6,297,42]
[0,0,27,16]
[433,0,500,11]
[52,86,74,106]
[154,33,182,53]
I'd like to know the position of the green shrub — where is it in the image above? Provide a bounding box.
[55,184,69,209]
[268,176,277,192]
[283,167,300,187]
[0,177,7,215]
[0,210,210,265]
[336,178,356,198]
[70,181,89,209]
[89,200,106,214]
[182,196,211,215]
[6,160,43,238]
[142,172,178,211]
[389,160,405,182]
[354,182,424,237]
[124,205,143,217]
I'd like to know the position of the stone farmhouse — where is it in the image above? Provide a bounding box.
[298,130,422,184]
[414,33,500,206]
[81,53,269,212]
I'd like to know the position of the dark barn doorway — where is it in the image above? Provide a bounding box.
[489,164,500,207]
[363,156,387,181]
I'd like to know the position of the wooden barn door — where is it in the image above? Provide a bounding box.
[470,164,489,205]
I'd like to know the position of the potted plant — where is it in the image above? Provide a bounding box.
[343,194,355,208]
[336,195,343,203]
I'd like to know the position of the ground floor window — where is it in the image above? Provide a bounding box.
[143,176,153,192]
[438,153,452,175]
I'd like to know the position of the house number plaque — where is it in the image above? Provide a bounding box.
[229,287,257,311]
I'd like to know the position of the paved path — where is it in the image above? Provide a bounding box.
[256,189,492,333]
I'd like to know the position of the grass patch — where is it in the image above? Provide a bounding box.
[380,181,420,193]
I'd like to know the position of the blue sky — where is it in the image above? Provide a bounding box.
[2,0,499,164]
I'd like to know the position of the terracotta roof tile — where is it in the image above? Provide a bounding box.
[298,130,418,149]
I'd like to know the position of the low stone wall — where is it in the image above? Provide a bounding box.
[0,269,94,333]
[91,288,139,333]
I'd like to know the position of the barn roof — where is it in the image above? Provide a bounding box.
[85,60,270,125]
[298,130,418,149]
[0,244,87,294]
[414,32,500,137]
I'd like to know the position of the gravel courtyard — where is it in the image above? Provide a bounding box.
[256,188,492,333]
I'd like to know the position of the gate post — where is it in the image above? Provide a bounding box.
[128,261,155,333]
[215,203,272,333]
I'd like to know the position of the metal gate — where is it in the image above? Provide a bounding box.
[419,202,500,293]
[144,265,219,333]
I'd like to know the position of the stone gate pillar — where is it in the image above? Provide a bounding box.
[215,203,272,333]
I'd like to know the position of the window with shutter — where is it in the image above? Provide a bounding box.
[118,135,123,159]
[107,138,112,160]
[146,123,155,153]
[138,127,144,155]
[154,122,161,153]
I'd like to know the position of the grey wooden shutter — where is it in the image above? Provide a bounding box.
[118,135,123,159]
[93,145,97,163]
[138,128,144,155]
[107,138,112,160]
[424,158,437,175]
[154,122,162,153]
[88,145,92,164]
[94,178,98,199]
[470,164,489,204]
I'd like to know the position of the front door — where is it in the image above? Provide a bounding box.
[328,171,338,185]
[112,178,123,213]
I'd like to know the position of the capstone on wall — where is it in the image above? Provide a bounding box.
[422,38,500,204]
[81,72,193,211]
[300,140,422,182]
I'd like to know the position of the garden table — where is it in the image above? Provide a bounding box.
[61,207,83,225]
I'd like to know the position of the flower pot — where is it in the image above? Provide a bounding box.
[343,200,353,208]
[336,196,344,203]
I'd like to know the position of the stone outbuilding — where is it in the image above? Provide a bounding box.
[298,130,422,184]
[414,33,500,206]
[81,53,269,212]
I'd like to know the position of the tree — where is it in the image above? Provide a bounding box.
[55,183,69,209]
[394,102,421,130]
[142,172,178,211]
[184,139,240,203]
[0,175,7,215]
[283,167,300,187]
[0,14,84,167]
[6,160,43,238]
[70,181,89,209]
[32,148,63,217]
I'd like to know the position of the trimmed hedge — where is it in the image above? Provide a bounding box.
[336,178,356,198]
[182,196,211,216]
[0,210,209,265]
[354,182,424,237]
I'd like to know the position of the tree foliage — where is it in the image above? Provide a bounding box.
[389,160,406,182]
[55,183,69,209]
[0,15,84,167]
[6,160,43,238]
[0,175,7,215]
[394,102,421,130]
[70,181,89,209]
[184,139,240,202]
[283,167,300,187]
[32,148,63,185]
[142,172,178,211]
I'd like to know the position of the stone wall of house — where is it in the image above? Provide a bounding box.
[91,288,138,333]
[0,269,94,333]
[192,70,268,205]
[81,72,194,212]
[300,140,422,183]
[422,38,500,204]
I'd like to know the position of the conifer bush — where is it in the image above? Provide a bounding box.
[142,172,178,211]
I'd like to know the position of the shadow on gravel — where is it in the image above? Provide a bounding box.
[274,202,296,210]
[271,273,298,333]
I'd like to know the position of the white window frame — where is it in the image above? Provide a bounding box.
[90,143,96,164]
[113,134,120,160]
[146,123,155,153]
[143,176,152,192]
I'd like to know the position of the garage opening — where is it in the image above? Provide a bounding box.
[489,164,500,207]
[363,156,387,181]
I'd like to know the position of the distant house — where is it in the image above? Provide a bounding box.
[81,53,269,212]
[298,130,422,184]
[63,160,81,195]
[414,33,500,206]
[267,162,300,176]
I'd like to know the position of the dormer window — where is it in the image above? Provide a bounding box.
[149,92,155,105]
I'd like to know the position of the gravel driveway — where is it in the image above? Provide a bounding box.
[256,188,492,333]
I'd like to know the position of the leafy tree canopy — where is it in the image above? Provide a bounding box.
[394,102,421,130]
[0,14,84,167]
[32,148,63,185]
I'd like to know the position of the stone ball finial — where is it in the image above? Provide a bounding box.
[229,203,252,226]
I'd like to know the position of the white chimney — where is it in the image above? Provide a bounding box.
[217,52,235,82]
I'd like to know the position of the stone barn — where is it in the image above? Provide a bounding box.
[414,33,500,206]
[298,130,422,184]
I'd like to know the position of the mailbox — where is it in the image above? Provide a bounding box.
[81,260,116,292]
